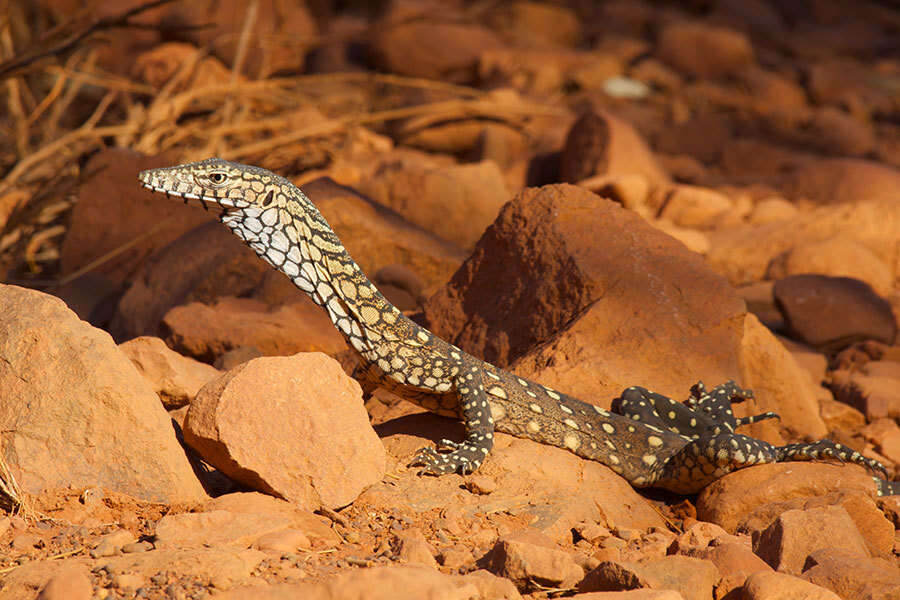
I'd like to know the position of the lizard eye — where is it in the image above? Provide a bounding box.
[207,171,228,186]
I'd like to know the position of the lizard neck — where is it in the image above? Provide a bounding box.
[220,195,405,358]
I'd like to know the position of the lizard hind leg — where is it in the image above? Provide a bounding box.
[652,432,780,494]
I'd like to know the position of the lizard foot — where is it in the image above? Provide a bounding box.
[776,440,889,478]
[408,439,487,476]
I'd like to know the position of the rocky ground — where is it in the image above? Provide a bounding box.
[1,1,900,599]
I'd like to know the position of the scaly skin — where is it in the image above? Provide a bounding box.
[139,158,898,496]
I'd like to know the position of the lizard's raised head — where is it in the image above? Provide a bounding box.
[138,157,292,213]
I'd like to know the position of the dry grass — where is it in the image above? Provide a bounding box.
[0,0,565,285]
[0,450,34,520]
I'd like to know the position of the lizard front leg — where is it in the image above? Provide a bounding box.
[408,364,495,475]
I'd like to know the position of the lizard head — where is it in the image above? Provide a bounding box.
[138,157,290,214]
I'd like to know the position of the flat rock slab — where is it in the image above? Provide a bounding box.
[154,510,295,549]
[184,353,386,509]
[214,565,521,600]
[0,285,206,503]
[744,571,841,600]
[696,462,880,533]
[578,555,719,600]
[367,410,667,544]
[0,548,265,600]
[802,548,900,600]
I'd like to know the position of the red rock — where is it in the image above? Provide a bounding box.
[365,423,666,549]
[91,529,137,558]
[488,530,584,591]
[301,177,467,292]
[689,541,771,599]
[2,548,265,597]
[60,148,212,285]
[254,529,311,554]
[119,336,220,409]
[774,274,896,350]
[753,504,870,574]
[658,185,733,230]
[861,418,900,465]
[478,48,619,95]
[214,565,520,599]
[133,42,234,91]
[830,369,900,421]
[169,0,317,78]
[569,592,685,600]
[369,21,503,82]
[744,571,841,600]
[0,285,206,503]
[36,566,93,600]
[485,1,581,48]
[669,521,733,555]
[396,528,439,568]
[655,111,735,166]
[579,555,718,600]
[748,197,799,225]
[155,510,293,549]
[802,547,900,600]
[782,159,900,206]
[108,221,271,340]
[766,239,893,299]
[736,66,808,113]
[422,184,745,403]
[808,58,896,115]
[656,21,754,79]
[696,462,880,533]
[358,160,511,250]
[738,314,828,440]
[720,138,814,182]
[804,107,876,157]
[373,264,426,312]
[201,492,338,547]
[162,297,347,363]
[708,199,900,287]
[185,353,385,509]
[819,396,867,433]
[560,110,670,190]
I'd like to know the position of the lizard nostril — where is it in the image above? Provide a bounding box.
[260,190,275,208]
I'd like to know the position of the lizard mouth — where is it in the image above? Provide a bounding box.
[138,173,249,215]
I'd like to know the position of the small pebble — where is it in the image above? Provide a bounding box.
[122,541,153,553]
[113,573,144,590]
[464,475,497,495]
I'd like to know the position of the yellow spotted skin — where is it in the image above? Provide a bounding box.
[139,159,899,496]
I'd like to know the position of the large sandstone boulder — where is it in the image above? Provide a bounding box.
[184,353,385,510]
[423,184,745,400]
[0,285,206,503]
